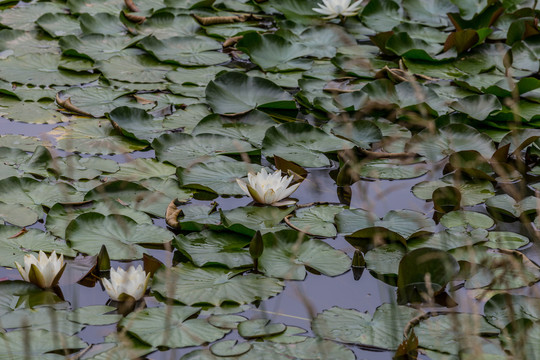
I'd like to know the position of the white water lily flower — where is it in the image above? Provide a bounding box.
[313,0,362,19]
[102,265,150,302]
[236,168,301,206]
[15,250,66,289]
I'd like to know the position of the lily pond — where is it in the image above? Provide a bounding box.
[3,0,540,359]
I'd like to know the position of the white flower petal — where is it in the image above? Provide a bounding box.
[16,251,65,288]
[103,265,149,302]
[239,168,303,206]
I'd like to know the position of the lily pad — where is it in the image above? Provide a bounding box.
[0,225,76,267]
[406,124,496,162]
[258,230,352,280]
[312,303,420,350]
[153,132,256,168]
[138,35,230,66]
[262,123,355,168]
[120,306,229,348]
[238,319,286,338]
[65,213,173,260]
[220,206,295,236]
[412,176,495,206]
[0,53,99,86]
[177,160,263,195]
[288,205,344,237]
[152,263,284,306]
[206,72,296,115]
[173,230,252,268]
[440,210,495,229]
[0,329,87,358]
[210,340,251,357]
[49,119,148,155]
[236,32,312,72]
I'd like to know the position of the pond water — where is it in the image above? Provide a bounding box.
[2,0,540,359]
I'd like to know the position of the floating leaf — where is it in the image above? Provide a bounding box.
[258,230,352,280]
[173,230,252,268]
[236,32,312,72]
[313,303,420,350]
[262,123,355,168]
[153,132,256,168]
[120,306,229,348]
[397,247,459,304]
[152,263,284,306]
[206,72,296,115]
[65,213,173,260]
[288,205,344,237]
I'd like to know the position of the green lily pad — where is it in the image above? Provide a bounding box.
[0,30,59,58]
[0,176,83,207]
[0,281,66,316]
[136,13,200,39]
[191,111,277,147]
[109,158,175,181]
[65,213,173,260]
[288,205,344,237]
[485,194,537,220]
[414,313,500,356]
[0,53,99,86]
[0,307,85,335]
[36,13,82,38]
[450,94,502,120]
[153,132,256,167]
[206,71,296,115]
[207,314,247,330]
[120,306,229,348]
[262,123,355,168]
[337,209,435,243]
[408,228,488,251]
[49,119,148,155]
[173,230,252,268]
[407,124,496,162]
[152,263,284,306]
[485,231,529,250]
[220,206,295,236]
[0,2,65,31]
[56,87,137,118]
[177,160,262,195]
[238,319,286,338]
[440,210,494,229]
[258,230,352,280]
[412,176,495,206]
[84,180,190,218]
[484,293,540,329]
[312,303,420,350]
[46,201,152,239]
[0,329,87,359]
[323,119,382,148]
[0,225,76,267]
[67,305,122,326]
[364,242,406,280]
[138,35,230,66]
[210,340,251,357]
[108,106,166,143]
[451,245,540,290]
[339,158,428,181]
[182,338,355,360]
[0,201,39,227]
[79,13,127,35]
[60,34,139,61]
[98,54,175,83]
[237,32,312,72]
[397,247,459,304]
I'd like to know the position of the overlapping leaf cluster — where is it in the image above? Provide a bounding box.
[1,0,540,358]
